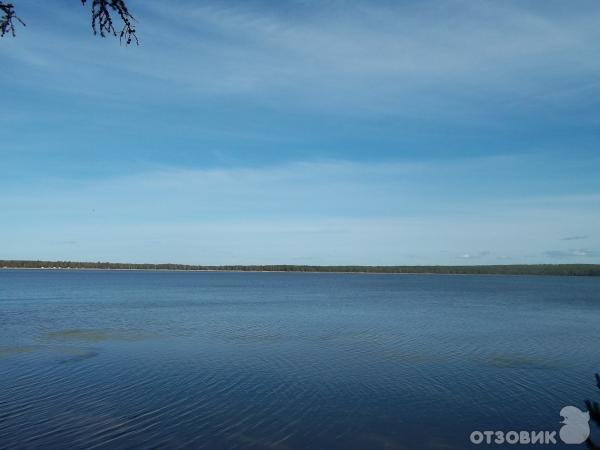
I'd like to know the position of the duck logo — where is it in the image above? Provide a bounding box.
[559,406,590,445]
[470,405,592,445]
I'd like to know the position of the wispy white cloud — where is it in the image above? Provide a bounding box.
[2,153,597,222]
[2,213,599,265]
[457,251,490,260]
[544,249,599,259]
[1,156,599,264]
[4,0,600,118]
[560,235,588,241]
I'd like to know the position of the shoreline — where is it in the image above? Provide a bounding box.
[2,266,599,277]
[0,267,469,275]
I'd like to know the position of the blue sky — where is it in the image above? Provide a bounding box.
[1,0,599,265]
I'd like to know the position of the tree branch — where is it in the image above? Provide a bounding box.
[81,0,138,45]
[587,373,600,450]
[0,2,25,37]
[0,1,137,44]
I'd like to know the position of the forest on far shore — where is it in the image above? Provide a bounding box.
[1,260,600,276]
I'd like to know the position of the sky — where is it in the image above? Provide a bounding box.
[1,0,600,265]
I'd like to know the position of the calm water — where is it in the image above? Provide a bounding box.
[1,270,599,449]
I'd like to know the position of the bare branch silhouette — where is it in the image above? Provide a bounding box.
[81,0,138,45]
[0,2,25,37]
[0,0,137,44]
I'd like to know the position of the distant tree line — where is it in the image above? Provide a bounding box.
[1,260,600,276]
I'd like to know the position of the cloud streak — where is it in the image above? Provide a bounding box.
[560,235,588,241]
[544,249,599,259]
[4,0,600,118]
[1,156,599,264]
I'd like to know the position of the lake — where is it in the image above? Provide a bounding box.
[1,270,599,449]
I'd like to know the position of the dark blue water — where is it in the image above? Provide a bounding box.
[1,270,599,449]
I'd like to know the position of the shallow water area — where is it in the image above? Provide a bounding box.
[1,269,599,449]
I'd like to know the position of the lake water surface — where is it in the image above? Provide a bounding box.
[1,270,599,449]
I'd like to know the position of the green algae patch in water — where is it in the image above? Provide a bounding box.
[44,329,112,342]
[0,345,41,358]
[477,353,566,370]
[41,329,150,343]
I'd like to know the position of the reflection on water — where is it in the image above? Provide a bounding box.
[0,270,599,449]
[55,347,100,364]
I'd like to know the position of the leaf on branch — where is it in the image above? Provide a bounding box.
[81,0,138,45]
[0,1,26,37]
